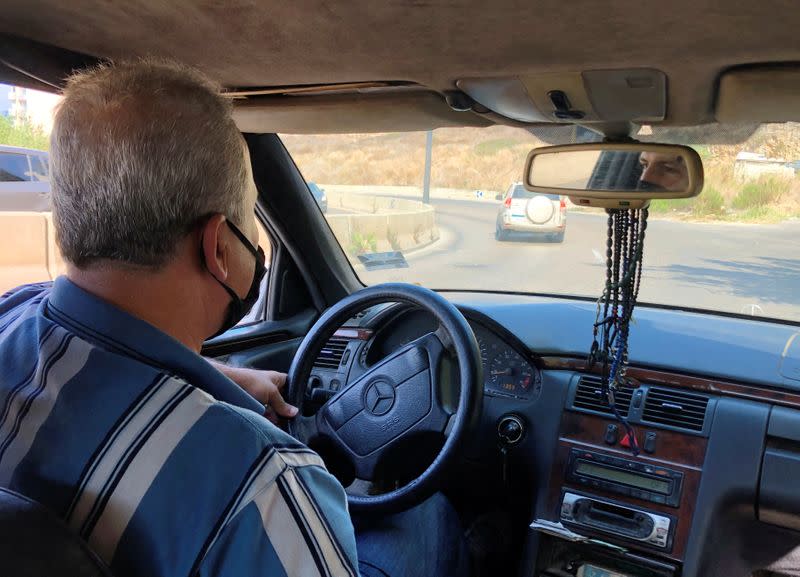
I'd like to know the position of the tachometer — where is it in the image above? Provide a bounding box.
[478,335,489,366]
[489,349,537,397]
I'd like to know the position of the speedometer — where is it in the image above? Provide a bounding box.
[472,322,541,401]
[489,349,538,398]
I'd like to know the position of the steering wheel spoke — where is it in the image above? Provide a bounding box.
[292,412,322,445]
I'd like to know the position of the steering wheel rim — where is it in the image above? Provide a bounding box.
[286,283,483,515]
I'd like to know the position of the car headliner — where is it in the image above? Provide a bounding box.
[0,0,799,134]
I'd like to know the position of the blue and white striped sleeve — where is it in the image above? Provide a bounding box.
[197,457,359,577]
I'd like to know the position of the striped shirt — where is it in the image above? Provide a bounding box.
[0,277,359,577]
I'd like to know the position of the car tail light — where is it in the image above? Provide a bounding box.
[560,198,566,209]
[504,197,512,208]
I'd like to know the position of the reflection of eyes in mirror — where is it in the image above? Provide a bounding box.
[638,152,689,193]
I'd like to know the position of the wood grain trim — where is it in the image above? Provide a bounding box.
[543,356,800,409]
[560,412,707,469]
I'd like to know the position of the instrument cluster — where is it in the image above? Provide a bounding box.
[473,324,541,401]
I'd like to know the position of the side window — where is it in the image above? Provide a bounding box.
[0,81,273,329]
[0,151,55,295]
[0,153,31,182]
[0,83,57,293]
[234,217,272,327]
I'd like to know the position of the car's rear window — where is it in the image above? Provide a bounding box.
[0,153,30,182]
[511,185,558,200]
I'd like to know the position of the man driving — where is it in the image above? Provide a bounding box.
[0,60,465,577]
[638,151,690,192]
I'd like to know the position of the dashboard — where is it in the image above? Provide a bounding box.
[296,296,800,577]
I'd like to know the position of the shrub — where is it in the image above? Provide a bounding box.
[647,187,723,217]
[648,198,692,213]
[692,186,725,216]
[387,229,401,250]
[349,231,377,255]
[732,176,790,209]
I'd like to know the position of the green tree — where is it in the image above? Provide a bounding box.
[0,116,49,150]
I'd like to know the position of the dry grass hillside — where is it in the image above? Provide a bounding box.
[282,123,800,222]
[282,126,541,194]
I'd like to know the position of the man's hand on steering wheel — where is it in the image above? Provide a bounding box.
[209,360,299,424]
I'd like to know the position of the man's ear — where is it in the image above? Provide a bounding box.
[200,214,230,283]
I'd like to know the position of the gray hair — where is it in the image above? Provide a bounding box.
[51,59,248,269]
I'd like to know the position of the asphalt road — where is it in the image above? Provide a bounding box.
[354,197,800,323]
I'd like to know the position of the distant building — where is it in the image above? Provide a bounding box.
[8,86,28,125]
[0,84,12,118]
[734,151,794,180]
[0,84,30,125]
[0,84,60,131]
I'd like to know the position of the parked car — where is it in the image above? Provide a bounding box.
[0,145,50,212]
[495,182,566,242]
[308,181,328,212]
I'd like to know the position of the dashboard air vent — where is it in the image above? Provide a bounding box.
[573,375,633,418]
[314,337,350,370]
[642,387,709,432]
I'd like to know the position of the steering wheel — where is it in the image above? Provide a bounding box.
[286,283,483,515]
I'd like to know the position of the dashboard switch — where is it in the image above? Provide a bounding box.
[644,432,657,454]
[604,424,619,445]
[620,432,634,448]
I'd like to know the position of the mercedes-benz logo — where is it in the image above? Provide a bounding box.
[364,380,396,416]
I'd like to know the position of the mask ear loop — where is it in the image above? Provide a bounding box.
[197,218,245,305]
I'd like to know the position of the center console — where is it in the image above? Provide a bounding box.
[529,406,708,577]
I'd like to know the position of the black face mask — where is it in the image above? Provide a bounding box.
[202,219,267,338]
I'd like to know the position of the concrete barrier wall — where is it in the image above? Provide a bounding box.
[0,212,66,293]
[0,195,431,294]
[325,191,439,254]
[323,184,502,203]
[0,213,272,295]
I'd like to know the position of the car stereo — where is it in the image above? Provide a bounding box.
[566,449,683,507]
[561,492,675,550]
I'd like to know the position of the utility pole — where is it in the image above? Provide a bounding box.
[422,130,432,204]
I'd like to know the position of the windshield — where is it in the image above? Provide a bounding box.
[283,125,800,323]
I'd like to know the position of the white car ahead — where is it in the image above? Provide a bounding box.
[495,182,566,242]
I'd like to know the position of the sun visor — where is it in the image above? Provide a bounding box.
[232,91,493,134]
[458,69,666,124]
[716,66,800,123]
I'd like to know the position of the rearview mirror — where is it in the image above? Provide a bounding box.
[524,143,704,208]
